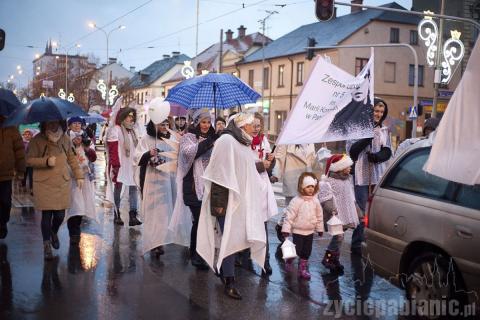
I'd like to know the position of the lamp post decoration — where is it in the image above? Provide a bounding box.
[108,85,118,105]
[67,93,75,102]
[97,79,107,100]
[181,61,195,79]
[58,88,66,99]
[418,11,438,67]
[441,30,465,84]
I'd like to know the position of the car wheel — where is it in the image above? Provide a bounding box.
[405,252,467,319]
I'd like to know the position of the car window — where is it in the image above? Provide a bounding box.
[382,147,453,201]
[455,184,480,210]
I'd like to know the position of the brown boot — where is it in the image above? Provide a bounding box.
[224,277,242,300]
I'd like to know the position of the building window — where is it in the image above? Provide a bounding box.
[390,28,400,43]
[278,65,285,87]
[410,30,418,45]
[384,62,396,83]
[355,58,369,76]
[263,67,269,89]
[296,62,304,85]
[248,69,254,87]
[409,64,424,86]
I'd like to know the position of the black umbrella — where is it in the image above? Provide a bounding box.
[0,88,21,116]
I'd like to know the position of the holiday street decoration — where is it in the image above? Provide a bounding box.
[96,79,118,105]
[441,30,465,84]
[181,61,194,79]
[67,93,75,102]
[108,85,118,105]
[58,88,66,99]
[418,11,438,67]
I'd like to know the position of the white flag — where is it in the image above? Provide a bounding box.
[424,40,480,185]
[276,54,374,144]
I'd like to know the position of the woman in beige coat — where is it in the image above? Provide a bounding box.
[27,120,83,260]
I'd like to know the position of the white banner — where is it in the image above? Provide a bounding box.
[276,53,374,144]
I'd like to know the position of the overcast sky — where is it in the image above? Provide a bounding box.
[0,0,411,88]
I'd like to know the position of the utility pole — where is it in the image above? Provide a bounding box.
[431,0,445,119]
[259,10,277,119]
[219,29,223,73]
[195,0,200,72]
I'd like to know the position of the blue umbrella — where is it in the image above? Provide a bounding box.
[3,97,88,127]
[0,88,21,116]
[165,73,260,110]
[82,112,106,124]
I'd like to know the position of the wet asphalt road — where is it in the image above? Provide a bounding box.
[0,147,409,320]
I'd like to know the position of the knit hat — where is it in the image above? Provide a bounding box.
[301,175,318,189]
[192,108,211,126]
[68,116,83,126]
[325,154,353,174]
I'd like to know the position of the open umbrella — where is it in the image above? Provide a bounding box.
[82,112,106,124]
[0,88,22,116]
[3,96,88,126]
[165,73,260,110]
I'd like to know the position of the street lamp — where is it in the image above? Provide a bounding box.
[88,22,126,106]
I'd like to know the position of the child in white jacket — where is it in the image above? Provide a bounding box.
[282,172,324,280]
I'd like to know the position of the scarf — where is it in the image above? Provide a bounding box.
[221,121,252,146]
[251,134,264,159]
[121,123,138,158]
[46,128,64,143]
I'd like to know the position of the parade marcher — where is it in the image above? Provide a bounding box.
[394,117,440,157]
[175,109,217,270]
[135,119,177,258]
[281,172,324,280]
[107,107,142,227]
[347,97,392,255]
[0,116,25,239]
[174,116,187,134]
[197,112,267,299]
[251,112,277,275]
[21,129,34,194]
[215,116,226,133]
[319,154,358,273]
[26,120,83,259]
[66,121,98,245]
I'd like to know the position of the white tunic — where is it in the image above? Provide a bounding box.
[108,125,137,186]
[197,134,267,272]
[135,134,178,255]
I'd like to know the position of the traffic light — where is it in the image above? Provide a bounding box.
[315,0,335,22]
[306,37,317,60]
[0,29,5,51]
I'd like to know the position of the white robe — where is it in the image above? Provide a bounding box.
[108,125,137,186]
[67,146,98,223]
[135,134,179,255]
[197,134,267,272]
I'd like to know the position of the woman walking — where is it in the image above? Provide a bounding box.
[26,120,83,259]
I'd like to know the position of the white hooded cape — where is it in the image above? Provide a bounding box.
[196,134,267,272]
[135,134,183,255]
[424,40,480,185]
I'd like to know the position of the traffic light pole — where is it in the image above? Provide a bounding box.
[306,43,419,138]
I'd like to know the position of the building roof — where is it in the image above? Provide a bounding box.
[242,2,420,63]
[164,32,272,84]
[128,54,190,89]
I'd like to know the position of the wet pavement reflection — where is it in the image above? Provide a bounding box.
[0,147,410,319]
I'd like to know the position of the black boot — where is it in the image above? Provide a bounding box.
[128,210,142,226]
[114,209,124,226]
[224,277,242,300]
[263,258,273,275]
[191,253,209,270]
[51,233,60,250]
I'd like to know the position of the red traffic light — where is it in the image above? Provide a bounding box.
[315,0,335,21]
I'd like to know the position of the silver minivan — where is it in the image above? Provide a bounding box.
[363,141,480,317]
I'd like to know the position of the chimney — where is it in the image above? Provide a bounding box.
[108,57,117,65]
[129,66,136,73]
[162,54,170,59]
[225,29,234,42]
[351,0,363,13]
[237,25,246,38]
[171,51,180,57]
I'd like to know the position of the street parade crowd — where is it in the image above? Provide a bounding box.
[0,96,441,300]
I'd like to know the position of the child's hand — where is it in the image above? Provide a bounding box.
[318,232,323,237]
[281,232,290,238]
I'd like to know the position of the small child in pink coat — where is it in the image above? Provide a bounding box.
[282,172,324,279]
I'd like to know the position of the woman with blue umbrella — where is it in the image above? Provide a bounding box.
[18,97,88,259]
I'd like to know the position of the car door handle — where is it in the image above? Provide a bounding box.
[456,226,473,239]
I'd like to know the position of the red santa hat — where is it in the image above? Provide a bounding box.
[325,154,353,174]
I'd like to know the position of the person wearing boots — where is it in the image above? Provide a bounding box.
[174,109,216,270]
[174,116,187,135]
[107,108,142,227]
[347,97,392,255]
[197,112,268,299]
[281,172,324,280]
[0,116,25,239]
[26,120,83,259]
[251,112,277,275]
[319,154,358,273]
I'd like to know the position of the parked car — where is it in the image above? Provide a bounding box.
[363,140,480,317]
